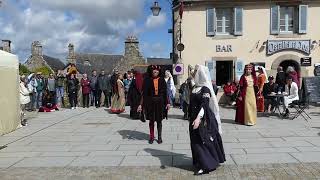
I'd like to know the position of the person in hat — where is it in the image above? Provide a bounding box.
[283,76,299,117]
[256,67,267,112]
[127,70,144,119]
[263,76,278,113]
[137,65,170,144]
[235,64,258,126]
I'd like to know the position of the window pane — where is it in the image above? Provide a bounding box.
[280,26,286,31]
[280,19,286,26]
[217,20,223,27]
[217,27,223,33]
[225,26,231,33]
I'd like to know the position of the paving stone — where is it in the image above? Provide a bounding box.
[0,157,23,168]
[13,157,75,167]
[120,155,172,166]
[269,141,314,148]
[118,144,172,151]
[295,146,320,152]
[244,147,299,154]
[0,152,42,158]
[40,152,89,157]
[70,145,118,151]
[89,151,138,156]
[290,152,320,163]
[172,144,190,150]
[31,145,72,152]
[231,153,298,165]
[69,156,124,166]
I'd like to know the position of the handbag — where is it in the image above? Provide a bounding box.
[139,111,146,122]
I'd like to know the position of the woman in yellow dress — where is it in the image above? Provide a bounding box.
[235,64,258,126]
[110,74,126,113]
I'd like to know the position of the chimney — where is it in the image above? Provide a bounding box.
[31,41,42,57]
[2,40,11,53]
[67,43,76,64]
[124,36,140,57]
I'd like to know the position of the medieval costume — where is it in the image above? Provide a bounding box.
[165,70,176,106]
[256,66,267,112]
[140,65,169,144]
[127,71,143,119]
[235,64,258,126]
[189,65,225,175]
[39,90,59,112]
[110,75,126,113]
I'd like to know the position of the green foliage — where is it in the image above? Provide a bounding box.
[19,64,31,75]
[34,66,53,76]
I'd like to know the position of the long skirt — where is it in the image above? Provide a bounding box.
[145,96,165,122]
[189,123,226,171]
[111,94,125,113]
[244,86,257,125]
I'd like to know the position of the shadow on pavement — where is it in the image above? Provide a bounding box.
[118,130,149,140]
[168,114,184,120]
[117,113,132,120]
[221,119,236,124]
[310,112,320,116]
[143,148,194,172]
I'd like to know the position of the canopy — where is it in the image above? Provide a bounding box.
[0,50,20,135]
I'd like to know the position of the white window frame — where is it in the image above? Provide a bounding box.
[279,6,295,34]
[215,8,233,35]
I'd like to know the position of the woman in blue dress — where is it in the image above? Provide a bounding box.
[189,65,225,175]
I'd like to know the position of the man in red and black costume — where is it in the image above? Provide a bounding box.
[138,65,170,144]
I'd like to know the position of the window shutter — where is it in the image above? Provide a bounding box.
[299,5,308,34]
[205,60,216,82]
[235,59,244,81]
[206,8,216,36]
[270,5,280,35]
[234,7,243,36]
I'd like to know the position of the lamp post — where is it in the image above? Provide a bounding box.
[151,1,183,61]
[151,0,183,85]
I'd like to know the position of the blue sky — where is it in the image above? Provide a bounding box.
[0,0,172,62]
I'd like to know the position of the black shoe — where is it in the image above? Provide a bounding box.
[148,138,154,144]
[194,169,209,176]
[157,138,163,144]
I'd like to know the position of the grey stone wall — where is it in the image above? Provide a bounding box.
[115,36,145,73]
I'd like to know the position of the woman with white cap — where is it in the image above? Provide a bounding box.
[188,64,225,175]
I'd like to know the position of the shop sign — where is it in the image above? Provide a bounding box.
[300,57,312,66]
[267,40,310,55]
[216,45,232,52]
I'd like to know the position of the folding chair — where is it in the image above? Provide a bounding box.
[289,92,311,121]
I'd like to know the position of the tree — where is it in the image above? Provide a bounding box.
[19,64,31,75]
[34,66,52,76]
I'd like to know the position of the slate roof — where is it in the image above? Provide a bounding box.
[74,53,124,75]
[146,58,172,65]
[43,55,65,72]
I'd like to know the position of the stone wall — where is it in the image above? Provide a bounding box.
[115,36,145,73]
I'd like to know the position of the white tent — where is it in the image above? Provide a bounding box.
[0,50,20,135]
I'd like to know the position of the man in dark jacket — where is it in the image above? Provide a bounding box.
[276,66,286,92]
[55,70,66,107]
[97,70,111,108]
[90,70,98,107]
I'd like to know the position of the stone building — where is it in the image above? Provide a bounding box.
[0,40,11,53]
[74,36,149,75]
[24,41,65,73]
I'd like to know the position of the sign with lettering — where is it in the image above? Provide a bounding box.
[216,45,232,52]
[267,40,310,55]
[300,57,312,66]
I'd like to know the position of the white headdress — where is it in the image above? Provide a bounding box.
[194,65,222,134]
[257,66,268,83]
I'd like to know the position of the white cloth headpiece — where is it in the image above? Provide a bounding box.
[194,64,222,134]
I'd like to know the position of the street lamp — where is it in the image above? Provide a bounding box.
[151,2,161,16]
